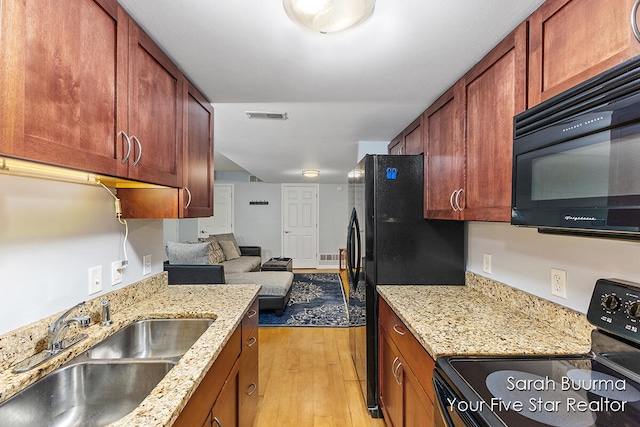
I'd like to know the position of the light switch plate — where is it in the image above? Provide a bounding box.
[89,265,102,295]
[143,255,151,276]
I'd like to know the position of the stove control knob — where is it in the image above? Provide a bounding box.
[626,301,640,319]
[601,294,621,311]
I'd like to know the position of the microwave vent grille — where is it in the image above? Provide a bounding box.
[515,56,640,139]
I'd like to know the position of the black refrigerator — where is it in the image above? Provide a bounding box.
[346,154,464,417]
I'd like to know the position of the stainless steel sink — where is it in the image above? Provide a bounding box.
[87,318,214,360]
[0,360,175,427]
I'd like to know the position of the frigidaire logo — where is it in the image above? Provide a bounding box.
[565,215,598,222]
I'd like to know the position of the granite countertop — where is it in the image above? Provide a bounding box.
[0,279,260,426]
[377,277,593,360]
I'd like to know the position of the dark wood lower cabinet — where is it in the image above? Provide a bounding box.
[174,298,259,427]
[379,297,435,427]
[211,372,239,427]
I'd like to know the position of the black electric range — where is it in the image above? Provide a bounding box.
[434,278,640,427]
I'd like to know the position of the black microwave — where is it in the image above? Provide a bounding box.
[512,55,640,238]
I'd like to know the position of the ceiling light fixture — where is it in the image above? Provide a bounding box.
[283,0,375,34]
[302,169,320,177]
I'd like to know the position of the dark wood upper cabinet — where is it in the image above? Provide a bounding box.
[182,82,214,218]
[423,82,465,220]
[118,81,213,219]
[528,0,640,107]
[463,22,527,222]
[1,0,128,177]
[126,20,184,187]
[402,117,423,155]
[388,133,403,155]
[388,117,423,155]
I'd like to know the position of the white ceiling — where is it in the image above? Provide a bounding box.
[117,0,545,183]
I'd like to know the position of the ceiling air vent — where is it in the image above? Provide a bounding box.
[245,111,288,120]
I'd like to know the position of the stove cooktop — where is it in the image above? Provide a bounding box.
[448,355,640,427]
[435,278,640,427]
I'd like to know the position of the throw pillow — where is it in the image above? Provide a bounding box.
[166,241,211,265]
[199,235,225,263]
[219,240,240,260]
[214,233,241,256]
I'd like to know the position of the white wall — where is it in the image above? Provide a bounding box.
[233,182,282,260]
[0,175,165,335]
[357,141,388,162]
[467,221,640,313]
[319,184,349,256]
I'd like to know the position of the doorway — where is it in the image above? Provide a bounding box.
[198,184,234,237]
[281,184,318,268]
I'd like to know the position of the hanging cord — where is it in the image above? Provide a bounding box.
[98,181,129,266]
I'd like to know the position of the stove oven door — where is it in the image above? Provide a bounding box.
[433,370,484,427]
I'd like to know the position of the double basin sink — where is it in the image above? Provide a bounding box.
[0,318,215,426]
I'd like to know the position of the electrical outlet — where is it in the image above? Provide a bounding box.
[89,265,103,295]
[482,253,492,274]
[111,261,123,286]
[143,255,151,276]
[551,268,567,298]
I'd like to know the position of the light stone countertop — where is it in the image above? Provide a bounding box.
[0,275,260,427]
[377,275,593,359]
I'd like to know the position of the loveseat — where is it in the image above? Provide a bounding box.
[164,245,261,283]
[163,234,293,316]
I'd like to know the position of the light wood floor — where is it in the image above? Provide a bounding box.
[252,327,387,427]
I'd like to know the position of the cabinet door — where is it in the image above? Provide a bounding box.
[424,82,465,220]
[239,300,259,427]
[379,328,403,427]
[0,0,128,177]
[388,134,403,155]
[402,117,423,155]
[212,371,239,427]
[403,366,434,427]
[529,0,640,107]
[463,23,527,222]
[127,20,183,187]
[182,82,214,218]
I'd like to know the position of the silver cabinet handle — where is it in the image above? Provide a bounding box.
[449,190,457,211]
[247,336,257,347]
[393,324,405,336]
[184,187,192,209]
[395,362,403,385]
[454,188,464,211]
[392,356,400,377]
[131,135,142,166]
[119,131,132,164]
[247,309,257,318]
[632,0,640,42]
[213,417,222,427]
[392,357,403,386]
[246,383,257,396]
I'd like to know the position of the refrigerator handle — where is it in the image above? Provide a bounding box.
[347,208,359,289]
[353,209,361,287]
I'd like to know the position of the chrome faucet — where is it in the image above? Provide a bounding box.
[47,302,91,353]
[12,302,91,372]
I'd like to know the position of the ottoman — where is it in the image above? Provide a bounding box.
[225,271,294,316]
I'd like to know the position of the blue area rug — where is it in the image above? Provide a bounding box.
[259,273,348,327]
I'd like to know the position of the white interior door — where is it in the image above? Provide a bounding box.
[282,185,318,268]
[198,184,234,238]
